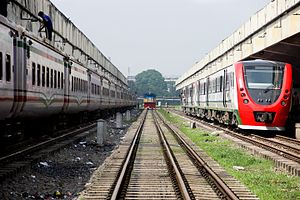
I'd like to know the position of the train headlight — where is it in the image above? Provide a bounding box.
[283,95,289,100]
[240,88,244,91]
[241,93,246,97]
[243,99,249,104]
[285,90,289,93]
[281,101,286,106]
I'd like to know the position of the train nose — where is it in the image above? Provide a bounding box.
[254,112,274,123]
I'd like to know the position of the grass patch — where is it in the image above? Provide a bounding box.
[158,109,300,200]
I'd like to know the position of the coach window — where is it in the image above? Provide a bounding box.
[61,73,63,89]
[71,76,73,91]
[220,76,223,92]
[230,72,234,87]
[32,62,36,85]
[46,67,49,88]
[0,52,3,80]
[6,54,11,82]
[58,72,60,89]
[79,79,81,92]
[37,64,41,86]
[50,69,53,88]
[54,70,57,88]
[226,73,230,91]
[42,66,45,87]
[216,77,220,92]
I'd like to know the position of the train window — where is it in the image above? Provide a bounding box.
[230,73,234,88]
[32,62,36,85]
[54,70,57,88]
[6,54,11,82]
[42,66,45,87]
[76,77,78,91]
[50,69,53,88]
[58,71,60,89]
[71,76,74,91]
[76,78,78,91]
[214,79,217,93]
[203,82,206,95]
[220,76,223,92]
[37,64,41,86]
[80,79,82,91]
[46,67,49,88]
[216,77,220,92]
[61,73,63,89]
[226,73,230,91]
[0,52,3,80]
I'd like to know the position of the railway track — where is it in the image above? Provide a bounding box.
[80,110,258,199]
[168,109,300,176]
[0,123,96,182]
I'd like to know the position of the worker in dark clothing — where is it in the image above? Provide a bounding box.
[38,11,53,41]
[0,0,10,17]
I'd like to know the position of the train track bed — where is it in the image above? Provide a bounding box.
[79,110,258,199]
[0,111,140,200]
[169,109,300,177]
[0,123,96,183]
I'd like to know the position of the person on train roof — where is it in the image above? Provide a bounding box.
[38,11,53,41]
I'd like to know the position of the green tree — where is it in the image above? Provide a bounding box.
[135,69,167,97]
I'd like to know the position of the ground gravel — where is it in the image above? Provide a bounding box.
[0,110,140,200]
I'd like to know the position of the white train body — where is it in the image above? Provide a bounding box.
[0,16,135,122]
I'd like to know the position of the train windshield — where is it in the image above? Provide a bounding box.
[244,65,284,90]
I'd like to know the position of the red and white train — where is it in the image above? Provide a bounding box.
[179,59,293,131]
[0,15,135,133]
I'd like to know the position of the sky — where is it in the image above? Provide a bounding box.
[50,0,270,77]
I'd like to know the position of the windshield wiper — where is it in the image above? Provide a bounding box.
[264,85,275,93]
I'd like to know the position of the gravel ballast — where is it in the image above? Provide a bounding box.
[0,110,140,200]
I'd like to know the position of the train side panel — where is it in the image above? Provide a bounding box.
[0,21,14,120]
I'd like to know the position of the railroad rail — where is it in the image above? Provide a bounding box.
[80,110,258,199]
[168,108,300,176]
[0,123,96,182]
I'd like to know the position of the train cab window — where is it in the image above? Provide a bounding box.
[32,62,36,85]
[50,69,53,88]
[244,65,283,90]
[37,64,41,86]
[0,52,3,80]
[6,54,11,82]
[54,70,57,88]
[42,66,45,87]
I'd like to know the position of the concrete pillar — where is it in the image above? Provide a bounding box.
[116,112,123,128]
[295,123,300,140]
[97,119,106,145]
[190,121,196,129]
[126,110,131,121]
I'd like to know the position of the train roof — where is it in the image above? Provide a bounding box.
[144,93,156,98]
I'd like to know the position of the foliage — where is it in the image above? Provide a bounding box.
[135,69,167,97]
